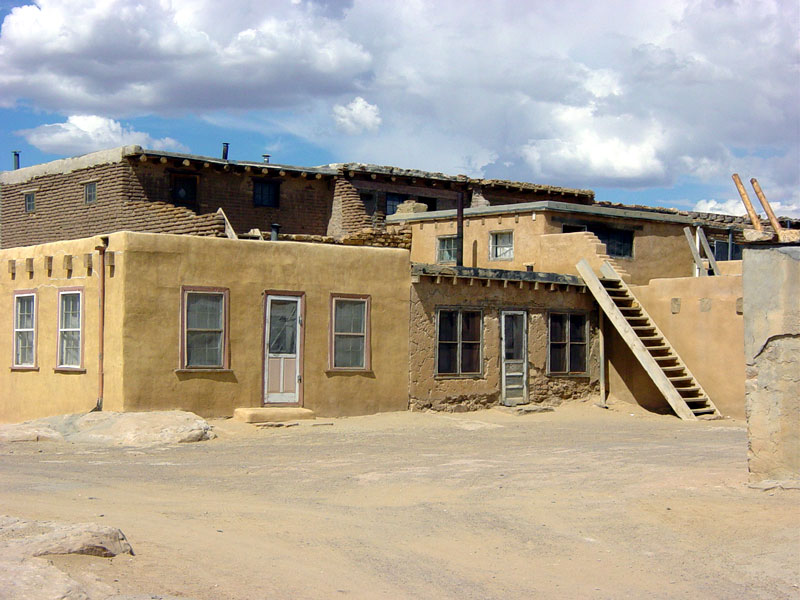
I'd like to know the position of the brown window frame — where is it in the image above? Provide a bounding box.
[179,286,231,371]
[329,294,371,372]
[12,289,38,371]
[435,307,483,377]
[56,287,85,372]
[547,311,588,376]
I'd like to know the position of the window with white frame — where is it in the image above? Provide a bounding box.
[24,192,35,213]
[548,312,587,375]
[58,290,82,368]
[13,293,36,367]
[331,296,370,370]
[182,289,228,368]
[436,309,482,375]
[490,231,514,260]
[437,236,458,263]
[84,182,97,204]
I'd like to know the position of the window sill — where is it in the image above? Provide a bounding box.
[10,366,39,372]
[489,257,514,262]
[434,374,484,380]
[174,368,233,374]
[54,367,86,373]
[547,373,589,378]
[325,369,374,375]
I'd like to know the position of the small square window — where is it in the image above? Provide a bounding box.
[171,175,197,206]
[254,180,280,208]
[437,236,458,263]
[24,192,35,213]
[84,182,97,204]
[330,296,371,370]
[548,312,587,375]
[490,231,514,260]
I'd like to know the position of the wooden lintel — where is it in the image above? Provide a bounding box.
[469,278,474,286]
[435,275,441,284]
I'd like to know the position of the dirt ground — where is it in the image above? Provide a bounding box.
[1,400,797,600]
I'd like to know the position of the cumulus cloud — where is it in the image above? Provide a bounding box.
[332,97,381,134]
[18,116,187,155]
[694,197,800,219]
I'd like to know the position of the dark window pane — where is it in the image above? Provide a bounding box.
[461,311,481,342]
[461,342,480,373]
[187,294,223,330]
[569,314,586,342]
[550,343,566,372]
[562,224,587,233]
[172,176,197,205]
[570,343,587,373]
[418,196,437,211]
[386,193,407,215]
[438,311,458,342]
[550,313,566,342]
[731,242,742,260]
[592,227,633,258]
[334,335,364,368]
[254,181,280,207]
[504,314,524,360]
[437,343,458,374]
[713,240,729,262]
[269,300,297,354]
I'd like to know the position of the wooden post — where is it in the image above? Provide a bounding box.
[696,227,721,276]
[732,174,762,230]
[750,178,783,234]
[683,227,707,276]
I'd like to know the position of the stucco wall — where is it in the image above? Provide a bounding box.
[606,275,745,418]
[1,237,125,423]
[409,279,599,410]
[742,245,800,482]
[116,232,410,418]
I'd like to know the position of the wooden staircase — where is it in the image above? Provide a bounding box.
[577,259,720,421]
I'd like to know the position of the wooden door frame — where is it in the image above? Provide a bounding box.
[262,290,305,407]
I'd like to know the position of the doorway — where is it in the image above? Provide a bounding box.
[501,311,528,406]
[264,294,303,405]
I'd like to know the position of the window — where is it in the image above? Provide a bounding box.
[385,193,407,216]
[24,192,35,213]
[13,293,36,368]
[548,312,587,375]
[171,175,197,206]
[562,223,633,258]
[360,193,376,216]
[84,182,97,204]
[436,309,481,375]
[437,236,458,263]
[490,231,514,260]
[254,180,280,208]
[562,224,587,233]
[58,290,83,368]
[712,239,742,261]
[331,296,370,370]
[181,288,229,369]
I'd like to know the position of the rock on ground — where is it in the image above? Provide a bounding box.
[0,411,215,446]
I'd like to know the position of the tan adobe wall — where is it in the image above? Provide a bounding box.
[0,160,226,248]
[0,237,124,423]
[129,160,332,236]
[606,275,745,418]
[116,232,410,418]
[409,279,599,410]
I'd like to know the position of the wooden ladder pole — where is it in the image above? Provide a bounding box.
[683,227,707,276]
[732,174,762,230]
[696,227,721,276]
[750,178,783,235]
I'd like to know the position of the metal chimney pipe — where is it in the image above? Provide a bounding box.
[262,154,271,163]
[222,143,229,160]
[12,151,20,170]
[270,223,281,241]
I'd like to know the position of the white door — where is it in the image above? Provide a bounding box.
[501,311,528,406]
[264,295,301,404]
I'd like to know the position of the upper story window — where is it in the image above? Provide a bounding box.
[58,290,83,369]
[490,231,514,260]
[436,309,482,376]
[418,196,437,211]
[182,288,229,369]
[13,293,36,368]
[712,239,742,261]
[171,175,197,206]
[562,223,633,258]
[84,182,97,204]
[254,180,280,208]
[24,192,35,213]
[331,296,371,370]
[360,193,376,216]
[437,236,458,263]
[548,312,587,375]
[385,193,407,216]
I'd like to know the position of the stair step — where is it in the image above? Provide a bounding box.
[653,355,678,362]
[632,325,656,331]
[692,407,717,415]
[684,397,710,404]
[619,307,641,313]
[676,386,701,394]
[646,345,671,352]
[639,336,664,342]
[668,375,693,382]
[661,366,686,373]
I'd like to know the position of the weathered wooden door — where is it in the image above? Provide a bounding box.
[501,311,527,406]
[264,295,302,404]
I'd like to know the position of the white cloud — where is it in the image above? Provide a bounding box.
[694,197,800,219]
[18,116,187,155]
[332,97,381,134]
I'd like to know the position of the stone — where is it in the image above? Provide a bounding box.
[233,407,315,423]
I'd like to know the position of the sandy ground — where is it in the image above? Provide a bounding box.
[0,399,797,600]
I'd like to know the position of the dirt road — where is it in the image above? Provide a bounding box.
[1,401,797,599]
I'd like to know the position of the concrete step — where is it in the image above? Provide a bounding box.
[233,407,315,423]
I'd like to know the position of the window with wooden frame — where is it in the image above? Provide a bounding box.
[253,180,280,208]
[437,236,458,263]
[171,174,198,206]
[24,192,35,213]
[489,231,514,260]
[181,287,230,369]
[385,193,407,216]
[57,289,83,369]
[548,312,587,375]
[13,292,36,368]
[84,181,97,204]
[436,309,482,376]
[330,295,370,370]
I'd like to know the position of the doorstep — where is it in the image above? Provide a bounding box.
[233,407,316,423]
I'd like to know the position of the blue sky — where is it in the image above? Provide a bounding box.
[1,0,798,216]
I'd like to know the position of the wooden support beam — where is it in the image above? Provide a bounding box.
[683,227,707,276]
[732,173,762,230]
[63,255,72,272]
[182,159,191,167]
[159,157,168,164]
[696,228,721,276]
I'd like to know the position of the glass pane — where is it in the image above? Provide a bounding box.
[269,300,297,354]
[187,294,223,330]
[334,335,364,368]
[59,331,81,366]
[713,240,729,262]
[15,331,34,366]
[438,311,458,342]
[504,314,524,360]
[461,311,481,342]
[570,343,587,373]
[461,342,480,373]
[437,342,458,374]
[438,238,457,262]
[60,294,81,330]
[550,313,566,342]
[15,296,34,329]
[335,300,365,334]
[187,331,222,366]
[550,343,566,372]
[569,314,586,342]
